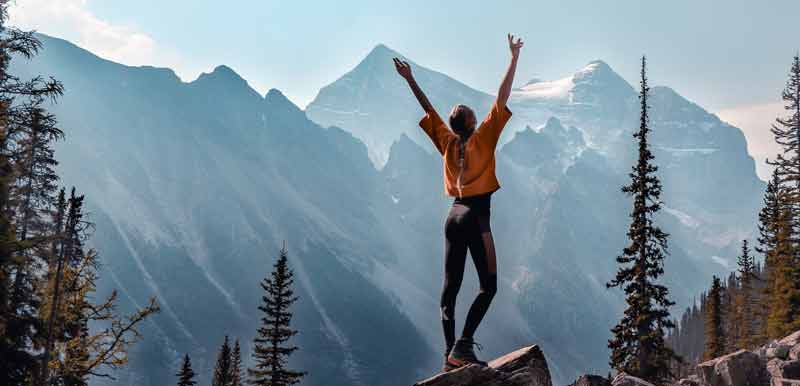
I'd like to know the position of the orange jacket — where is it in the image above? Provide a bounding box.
[418,102,513,198]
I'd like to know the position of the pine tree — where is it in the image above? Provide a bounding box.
[0,2,63,383]
[732,240,756,349]
[213,335,234,386]
[38,189,159,385]
[756,171,782,343]
[248,243,306,386]
[767,54,800,209]
[703,276,725,360]
[176,354,196,386]
[606,56,680,384]
[8,99,62,312]
[763,54,800,340]
[231,339,244,386]
[766,207,800,338]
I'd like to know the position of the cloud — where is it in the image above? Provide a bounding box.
[716,101,784,181]
[7,0,196,80]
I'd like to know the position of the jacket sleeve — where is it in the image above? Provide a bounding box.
[419,110,452,155]
[474,101,513,150]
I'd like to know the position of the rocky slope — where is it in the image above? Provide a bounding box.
[419,329,800,386]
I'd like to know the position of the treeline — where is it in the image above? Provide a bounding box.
[0,2,161,386]
[668,54,800,375]
[172,245,306,386]
[667,242,765,376]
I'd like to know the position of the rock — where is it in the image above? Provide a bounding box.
[569,374,612,386]
[610,373,655,386]
[767,358,800,381]
[772,379,800,386]
[675,375,701,386]
[791,346,800,362]
[780,331,800,347]
[768,345,793,360]
[697,349,765,386]
[413,345,552,386]
[781,331,800,361]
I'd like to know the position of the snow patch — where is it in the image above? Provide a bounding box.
[663,206,700,229]
[657,146,718,156]
[711,255,731,269]
[514,75,574,101]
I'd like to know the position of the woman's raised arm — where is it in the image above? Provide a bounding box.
[497,34,524,108]
[393,57,435,114]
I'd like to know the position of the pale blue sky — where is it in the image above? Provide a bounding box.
[9,0,800,179]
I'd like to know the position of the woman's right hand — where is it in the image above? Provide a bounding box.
[393,57,413,81]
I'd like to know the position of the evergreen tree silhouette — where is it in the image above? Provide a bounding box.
[766,207,800,338]
[704,276,725,360]
[763,54,800,340]
[607,56,680,384]
[176,354,196,386]
[212,336,233,386]
[231,339,244,386]
[733,240,756,349]
[0,2,63,384]
[757,170,782,342]
[248,242,306,386]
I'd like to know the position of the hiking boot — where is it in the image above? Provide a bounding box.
[447,337,487,367]
[442,355,459,372]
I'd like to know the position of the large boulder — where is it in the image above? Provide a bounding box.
[767,358,800,385]
[780,331,800,361]
[696,349,764,386]
[569,374,612,386]
[413,345,552,386]
[767,344,793,361]
[675,375,701,386]
[609,373,655,386]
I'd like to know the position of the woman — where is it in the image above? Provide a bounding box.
[393,34,522,371]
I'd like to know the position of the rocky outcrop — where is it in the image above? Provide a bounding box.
[414,330,800,386]
[670,330,800,386]
[610,373,656,386]
[413,345,552,386]
[696,349,764,386]
[569,375,612,386]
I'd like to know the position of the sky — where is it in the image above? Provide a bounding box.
[8,0,800,180]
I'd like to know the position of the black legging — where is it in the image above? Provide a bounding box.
[440,193,497,353]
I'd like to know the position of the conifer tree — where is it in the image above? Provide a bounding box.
[0,2,63,383]
[768,55,800,208]
[231,339,244,386]
[733,240,756,349]
[606,56,679,384]
[213,335,233,386]
[704,276,725,360]
[763,54,800,340]
[766,207,800,338]
[38,189,158,385]
[756,171,782,343]
[176,354,196,386]
[248,243,306,386]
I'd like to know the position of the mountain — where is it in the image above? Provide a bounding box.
[14,34,765,386]
[306,44,494,167]
[14,34,434,386]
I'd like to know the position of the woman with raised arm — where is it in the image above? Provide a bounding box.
[393,34,523,372]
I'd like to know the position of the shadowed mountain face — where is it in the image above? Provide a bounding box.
[16,35,764,386]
